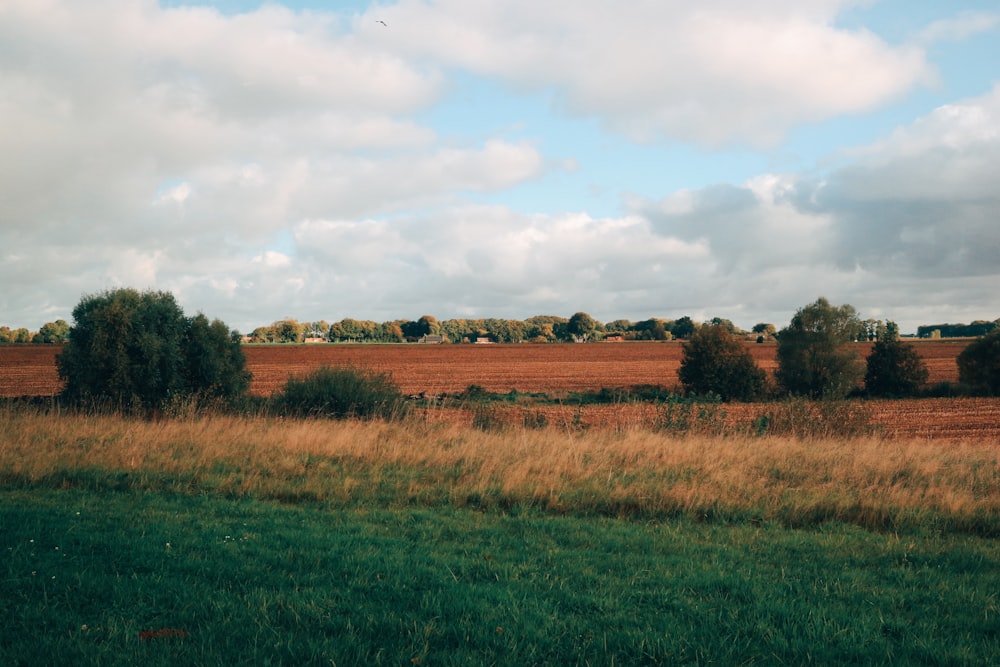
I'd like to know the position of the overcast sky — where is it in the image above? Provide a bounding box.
[2,1,999,335]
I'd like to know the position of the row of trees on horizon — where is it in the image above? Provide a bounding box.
[5,311,998,346]
[41,290,1000,412]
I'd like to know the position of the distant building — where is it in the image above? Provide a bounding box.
[420,334,446,344]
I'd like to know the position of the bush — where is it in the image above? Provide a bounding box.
[957,330,1000,396]
[57,288,248,412]
[678,324,766,401]
[864,336,929,397]
[274,365,404,420]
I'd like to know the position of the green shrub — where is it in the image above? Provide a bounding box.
[864,336,929,397]
[957,330,1000,396]
[274,365,404,420]
[57,288,248,413]
[679,324,767,401]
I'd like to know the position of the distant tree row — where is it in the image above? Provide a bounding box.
[46,289,1000,414]
[0,320,70,344]
[7,311,996,346]
[244,313,761,344]
[916,320,999,339]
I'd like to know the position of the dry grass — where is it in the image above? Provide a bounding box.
[1,407,997,533]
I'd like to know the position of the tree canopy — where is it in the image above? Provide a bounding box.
[678,324,766,401]
[957,329,1000,396]
[57,288,248,411]
[775,297,864,399]
[864,325,928,397]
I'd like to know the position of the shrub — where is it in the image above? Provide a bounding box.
[957,330,1000,396]
[57,288,248,412]
[274,365,404,419]
[864,336,929,397]
[678,324,767,401]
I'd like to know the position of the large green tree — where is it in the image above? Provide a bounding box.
[567,312,599,341]
[57,288,248,410]
[864,325,928,397]
[957,329,1000,396]
[678,324,766,401]
[775,297,864,399]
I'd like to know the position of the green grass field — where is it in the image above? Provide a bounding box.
[1,407,998,664]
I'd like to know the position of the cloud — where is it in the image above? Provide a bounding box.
[0,1,544,327]
[629,85,1000,329]
[291,206,709,318]
[0,1,996,336]
[913,11,1000,45]
[368,0,930,145]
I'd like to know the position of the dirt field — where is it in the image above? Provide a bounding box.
[1,340,994,440]
[0,340,968,398]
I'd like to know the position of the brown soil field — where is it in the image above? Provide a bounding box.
[1,340,994,440]
[0,340,968,398]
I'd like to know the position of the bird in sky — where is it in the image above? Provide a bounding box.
[376,20,387,26]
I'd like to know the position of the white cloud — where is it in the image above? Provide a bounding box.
[0,1,997,336]
[368,0,930,145]
[628,85,1000,329]
[913,11,1000,45]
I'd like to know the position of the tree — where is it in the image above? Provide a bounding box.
[775,297,864,399]
[57,288,248,411]
[273,319,304,343]
[567,312,599,341]
[183,313,251,399]
[957,329,1000,396]
[752,323,776,337]
[864,324,928,397]
[633,319,670,341]
[670,316,696,340]
[33,319,71,344]
[678,324,766,401]
[401,315,438,340]
[709,317,740,334]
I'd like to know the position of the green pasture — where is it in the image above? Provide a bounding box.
[2,488,997,666]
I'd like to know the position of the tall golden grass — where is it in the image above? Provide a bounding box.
[1,407,997,533]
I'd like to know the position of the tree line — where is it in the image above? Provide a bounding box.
[246,312,881,345]
[5,310,996,347]
[37,289,1000,416]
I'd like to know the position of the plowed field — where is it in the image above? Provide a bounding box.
[1,340,994,440]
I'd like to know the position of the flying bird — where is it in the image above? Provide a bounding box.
[376,20,387,26]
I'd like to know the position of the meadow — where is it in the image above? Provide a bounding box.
[2,405,998,664]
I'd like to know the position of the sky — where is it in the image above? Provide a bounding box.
[2,1,999,335]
